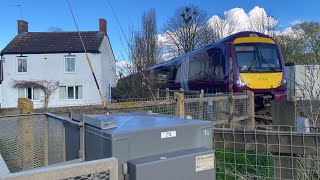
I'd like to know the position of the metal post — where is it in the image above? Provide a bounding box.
[165,88,170,100]
[156,88,160,99]
[199,89,204,119]
[79,114,86,161]
[229,57,233,127]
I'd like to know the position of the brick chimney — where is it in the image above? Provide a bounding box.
[17,20,28,34]
[99,19,107,35]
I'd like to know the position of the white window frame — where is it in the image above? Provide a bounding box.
[59,85,83,100]
[64,56,76,73]
[16,58,28,73]
[18,87,40,101]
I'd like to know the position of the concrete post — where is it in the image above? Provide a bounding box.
[246,91,255,128]
[271,100,298,179]
[272,100,297,131]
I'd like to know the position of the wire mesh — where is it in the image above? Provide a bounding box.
[63,171,110,180]
[213,125,320,180]
[184,94,247,125]
[110,104,176,116]
[0,114,66,173]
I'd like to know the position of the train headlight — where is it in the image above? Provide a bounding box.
[281,78,287,85]
[236,79,246,87]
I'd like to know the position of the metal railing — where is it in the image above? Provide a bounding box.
[0,153,118,180]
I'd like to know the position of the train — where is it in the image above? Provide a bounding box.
[146,31,287,106]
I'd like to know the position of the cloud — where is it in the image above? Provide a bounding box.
[157,6,280,61]
[116,60,132,77]
[208,6,278,37]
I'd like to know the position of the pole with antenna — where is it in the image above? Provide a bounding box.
[9,3,23,20]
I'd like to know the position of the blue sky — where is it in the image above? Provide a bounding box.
[1,0,320,60]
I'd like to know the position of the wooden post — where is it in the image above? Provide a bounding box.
[165,88,170,100]
[199,89,204,119]
[156,88,160,99]
[229,57,233,127]
[246,90,255,128]
[174,92,185,118]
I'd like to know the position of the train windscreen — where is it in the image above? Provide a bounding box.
[235,43,281,73]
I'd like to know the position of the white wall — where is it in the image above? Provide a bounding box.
[0,36,116,108]
[99,36,117,102]
[286,64,320,100]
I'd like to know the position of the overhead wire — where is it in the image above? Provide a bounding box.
[105,0,157,101]
[66,0,108,112]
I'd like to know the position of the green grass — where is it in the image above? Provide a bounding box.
[215,148,274,180]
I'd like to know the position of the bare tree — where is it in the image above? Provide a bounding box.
[292,21,320,62]
[164,5,214,55]
[249,12,278,37]
[132,8,161,71]
[112,9,161,99]
[208,13,239,40]
[274,34,305,63]
[12,80,59,109]
[295,65,320,126]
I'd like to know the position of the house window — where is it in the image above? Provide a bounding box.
[59,85,82,99]
[18,87,40,101]
[65,56,75,73]
[17,58,28,73]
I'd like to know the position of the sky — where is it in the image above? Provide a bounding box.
[0,0,320,60]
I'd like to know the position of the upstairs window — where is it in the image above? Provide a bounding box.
[59,85,82,99]
[65,56,75,73]
[17,58,28,73]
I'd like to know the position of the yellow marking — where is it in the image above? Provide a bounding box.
[240,72,282,89]
[233,37,275,44]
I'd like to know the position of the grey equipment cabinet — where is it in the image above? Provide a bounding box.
[66,113,215,180]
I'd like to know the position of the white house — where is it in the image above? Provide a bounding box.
[0,19,116,108]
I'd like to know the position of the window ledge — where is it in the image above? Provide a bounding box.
[64,72,77,74]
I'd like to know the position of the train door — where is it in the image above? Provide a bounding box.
[180,57,190,91]
[210,46,226,92]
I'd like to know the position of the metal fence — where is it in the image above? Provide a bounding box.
[0,154,118,180]
[0,114,119,180]
[0,114,65,172]
[213,124,320,180]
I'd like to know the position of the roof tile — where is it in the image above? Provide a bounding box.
[1,31,105,55]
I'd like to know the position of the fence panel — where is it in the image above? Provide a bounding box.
[108,90,251,126]
[213,125,320,180]
[0,114,66,173]
[0,156,118,180]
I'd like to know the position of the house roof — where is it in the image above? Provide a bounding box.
[1,31,105,55]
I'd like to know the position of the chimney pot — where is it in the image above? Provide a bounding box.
[17,20,28,34]
[99,19,107,35]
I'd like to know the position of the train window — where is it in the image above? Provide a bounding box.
[157,74,168,83]
[235,43,281,72]
[188,53,212,81]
